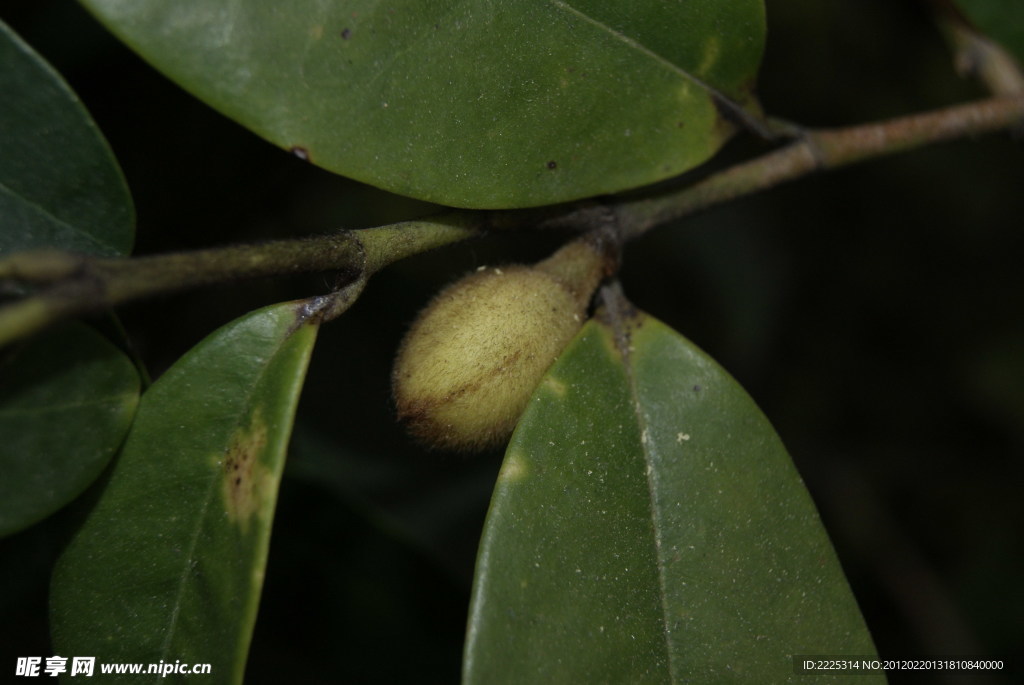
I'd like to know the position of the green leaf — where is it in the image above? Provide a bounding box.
[51,302,319,683]
[0,20,133,257]
[954,0,1024,63]
[464,301,881,683]
[0,324,139,537]
[77,0,764,208]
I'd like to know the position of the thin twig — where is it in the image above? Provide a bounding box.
[0,215,475,346]
[616,94,1024,238]
[2,94,1022,346]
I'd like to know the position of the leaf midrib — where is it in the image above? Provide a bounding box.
[0,178,118,255]
[550,0,713,94]
[0,394,134,416]
[153,324,297,684]
[613,318,680,682]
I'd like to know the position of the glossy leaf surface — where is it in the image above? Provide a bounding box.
[0,324,139,537]
[0,20,133,256]
[51,302,319,683]
[464,303,881,683]
[77,0,764,208]
[954,0,1024,63]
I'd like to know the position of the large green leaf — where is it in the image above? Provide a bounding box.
[0,20,133,256]
[0,324,139,537]
[51,302,319,683]
[954,0,1024,63]
[77,0,764,208]
[464,299,881,683]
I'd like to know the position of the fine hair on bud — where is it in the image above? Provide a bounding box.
[392,238,612,452]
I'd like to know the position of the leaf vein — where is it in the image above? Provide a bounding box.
[0,179,116,254]
[549,0,762,134]
[615,319,680,681]
[548,0,707,90]
[0,396,133,416]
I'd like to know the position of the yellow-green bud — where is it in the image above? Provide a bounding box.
[392,240,609,452]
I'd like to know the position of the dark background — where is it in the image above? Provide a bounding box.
[1,0,1021,682]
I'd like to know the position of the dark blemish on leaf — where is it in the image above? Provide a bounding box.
[289,146,311,161]
[546,161,557,170]
[693,385,702,392]
[221,412,269,532]
[341,27,352,39]
[677,121,685,128]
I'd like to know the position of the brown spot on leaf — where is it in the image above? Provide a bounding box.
[221,411,270,532]
[341,27,352,39]
[546,160,557,170]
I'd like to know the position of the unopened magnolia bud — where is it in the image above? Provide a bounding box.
[392,239,610,452]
